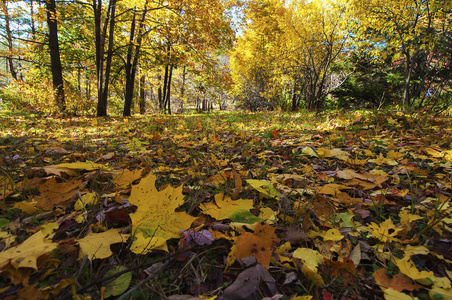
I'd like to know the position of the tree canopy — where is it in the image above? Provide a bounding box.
[0,0,451,113]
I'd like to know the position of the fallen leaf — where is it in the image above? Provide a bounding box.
[293,247,325,286]
[200,193,260,223]
[74,192,98,211]
[103,266,132,298]
[394,256,433,280]
[128,173,196,253]
[77,229,129,260]
[36,177,82,211]
[222,264,277,299]
[227,223,279,269]
[368,218,402,243]
[0,230,57,270]
[13,200,39,215]
[383,288,417,300]
[323,228,344,241]
[113,168,144,188]
[373,268,420,292]
[326,258,357,286]
[247,179,282,198]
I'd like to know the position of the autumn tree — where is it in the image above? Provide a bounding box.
[230,0,350,111]
[350,0,452,110]
[230,0,284,111]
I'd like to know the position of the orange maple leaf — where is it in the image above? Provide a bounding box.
[373,268,420,292]
[227,223,279,269]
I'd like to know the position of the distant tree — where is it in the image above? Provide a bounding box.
[45,0,65,112]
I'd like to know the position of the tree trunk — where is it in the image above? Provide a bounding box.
[123,8,137,116]
[2,0,17,80]
[95,0,116,116]
[402,53,413,110]
[45,0,65,112]
[100,0,115,115]
[30,0,37,40]
[139,74,146,114]
[167,64,173,115]
[162,64,169,112]
[123,3,147,116]
[94,0,105,115]
[94,0,114,116]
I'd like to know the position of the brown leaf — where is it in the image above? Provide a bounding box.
[222,264,277,300]
[36,178,82,211]
[325,258,357,286]
[373,268,421,292]
[105,208,131,225]
[231,223,280,269]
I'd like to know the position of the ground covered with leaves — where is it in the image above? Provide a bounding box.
[1,110,452,300]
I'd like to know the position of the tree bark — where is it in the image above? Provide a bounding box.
[162,64,169,111]
[101,0,116,114]
[139,74,146,114]
[2,0,17,80]
[95,0,115,116]
[45,0,65,112]
[94,0,105,115]
[123,3,147,116]
[167,64,173,115]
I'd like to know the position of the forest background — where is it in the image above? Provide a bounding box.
[0,0,451,115]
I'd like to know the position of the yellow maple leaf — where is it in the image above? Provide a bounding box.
[422,146,444,158]
[301,147,319,157]
[330,148,350,161]
[13,200,39,215]
[0,230,57,270]
[200,193,260,223]
[323,228,344,241]
[394,256,433,280]
[113,168,144,188]
[399,210,423,231]
[368,218,402,243]
[77,229,129,260]
[128,173,196,253]
[293,247,325,286]
[387,150,404,160]
[74,192,98,211]
[384,288,417,300]
[53,161,111,171]
[36,177,83,211]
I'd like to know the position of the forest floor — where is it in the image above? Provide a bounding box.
[0,110,452,300]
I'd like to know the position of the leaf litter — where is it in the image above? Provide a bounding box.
[0,111,452,299]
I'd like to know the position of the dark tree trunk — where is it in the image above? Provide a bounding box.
[95,0,115,116]
[139,74,146,114]
[94,0,105,115]
[2,0,17,80]
[100,0,115,115]
[166,64,173,115]
[158,85,163,109]
[85,75,91,100]
[162,64,169,111]
[123,3,147,116]
[123,9,137,116]
[45,0,65,112]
